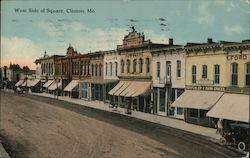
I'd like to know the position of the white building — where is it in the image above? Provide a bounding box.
[152,39,185,119]
[103,50,120,80]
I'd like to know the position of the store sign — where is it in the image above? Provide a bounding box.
[125,53,143,58]
[105,56,117,60]
[226,54,248,61]
[196,79,214,85]
[186,85,225,91]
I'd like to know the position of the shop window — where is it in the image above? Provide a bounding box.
[192,65,196,84]
[189,109,198,118]
[202,65,207,79]
[127,59,130,73]
[246,63,250,86]
[133,59,137,73]
[231,63,238,85]
[176,108,183,115]
[200,110,207,119]
[176,60,181,78]
[110,62,113,76]
[139,58,143,73]
[105,62,108,76]
[214,64,220,84]
[121,60,124,73]
[171,88,176,102]
[115,62,118,76]
[159,90,165,112]
[156,62,160,78]
[146,58,150,73]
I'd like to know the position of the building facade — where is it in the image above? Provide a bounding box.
[152,39,185,118]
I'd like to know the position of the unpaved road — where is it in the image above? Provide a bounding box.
[0,91,243,158]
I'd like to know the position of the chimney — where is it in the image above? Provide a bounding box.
[207,38,213,44]
[169,38,173,46]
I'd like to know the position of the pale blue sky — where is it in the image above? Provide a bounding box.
[1,0,249,69]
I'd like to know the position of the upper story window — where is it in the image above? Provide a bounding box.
[246,63,250,86]
[214,64,220,84]
[202,64,207,79]
[139,58,143,73]
[231,63,238,86]
[95,64,98,76]
[121,60,124,74]
[105,62,108,76]
[166,61,171,77]
[176,60,181,78]
[192,65,196,84]
[51,63,54,75]
[115,62,118,76]
[80,61,83,75]
[156,62,160,78]
[133,59,137,73]
[84,62,87,75]
[91,64,94,77]
[146,58,150,73]
[127,59,130,73]
[99,64,102,76]
[87,62,90,75]
[110,62,113,76]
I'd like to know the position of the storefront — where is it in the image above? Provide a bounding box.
[171,90,224,127]
[63,80,79,98]
[207,93,249,123]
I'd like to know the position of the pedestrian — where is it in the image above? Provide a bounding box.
[216,119,223,135]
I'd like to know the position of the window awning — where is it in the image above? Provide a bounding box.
[171,90,224,110]
[43,80,53,88]
[207,93,249,123]
[15,80,24,87]
[30,79,40,87]
[48,81,62,90]
[64,80,79,92]
[109,80,151,97]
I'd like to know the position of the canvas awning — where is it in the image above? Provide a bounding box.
[43,80,53,88]
[171,90,224,110]
[48,81,62,90]
[108,81,125,95]
[21,80,32,87]
[207,93,249,123]
[113,81,132,96]
[109,80,151,97]
[64,80,79,92]
[15,80,24,87]
[30,79,40,87]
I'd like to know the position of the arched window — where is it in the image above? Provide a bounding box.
[105,62,108,76]
[146,58,150,73]
[99,64,102,76]
[246,63,250,86]
[127,59,130,73]
[95,64,98,76]
[231,63,238,85]
[84,62,87,75]
[177,60,181,78]
[133,59,137,73]
[121,60,124,73]
[91,64,94,76]
[87,62,90,75]
[115,62,118,76]
[110,62,113,76]
[139,58,143,73]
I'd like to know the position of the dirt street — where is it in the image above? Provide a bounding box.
[0,91,243,158]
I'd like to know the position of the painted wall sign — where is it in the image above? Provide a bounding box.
[226,54,248,61]
[186,85,225,91]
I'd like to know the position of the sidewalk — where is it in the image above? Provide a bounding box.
[30,92,221,142]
